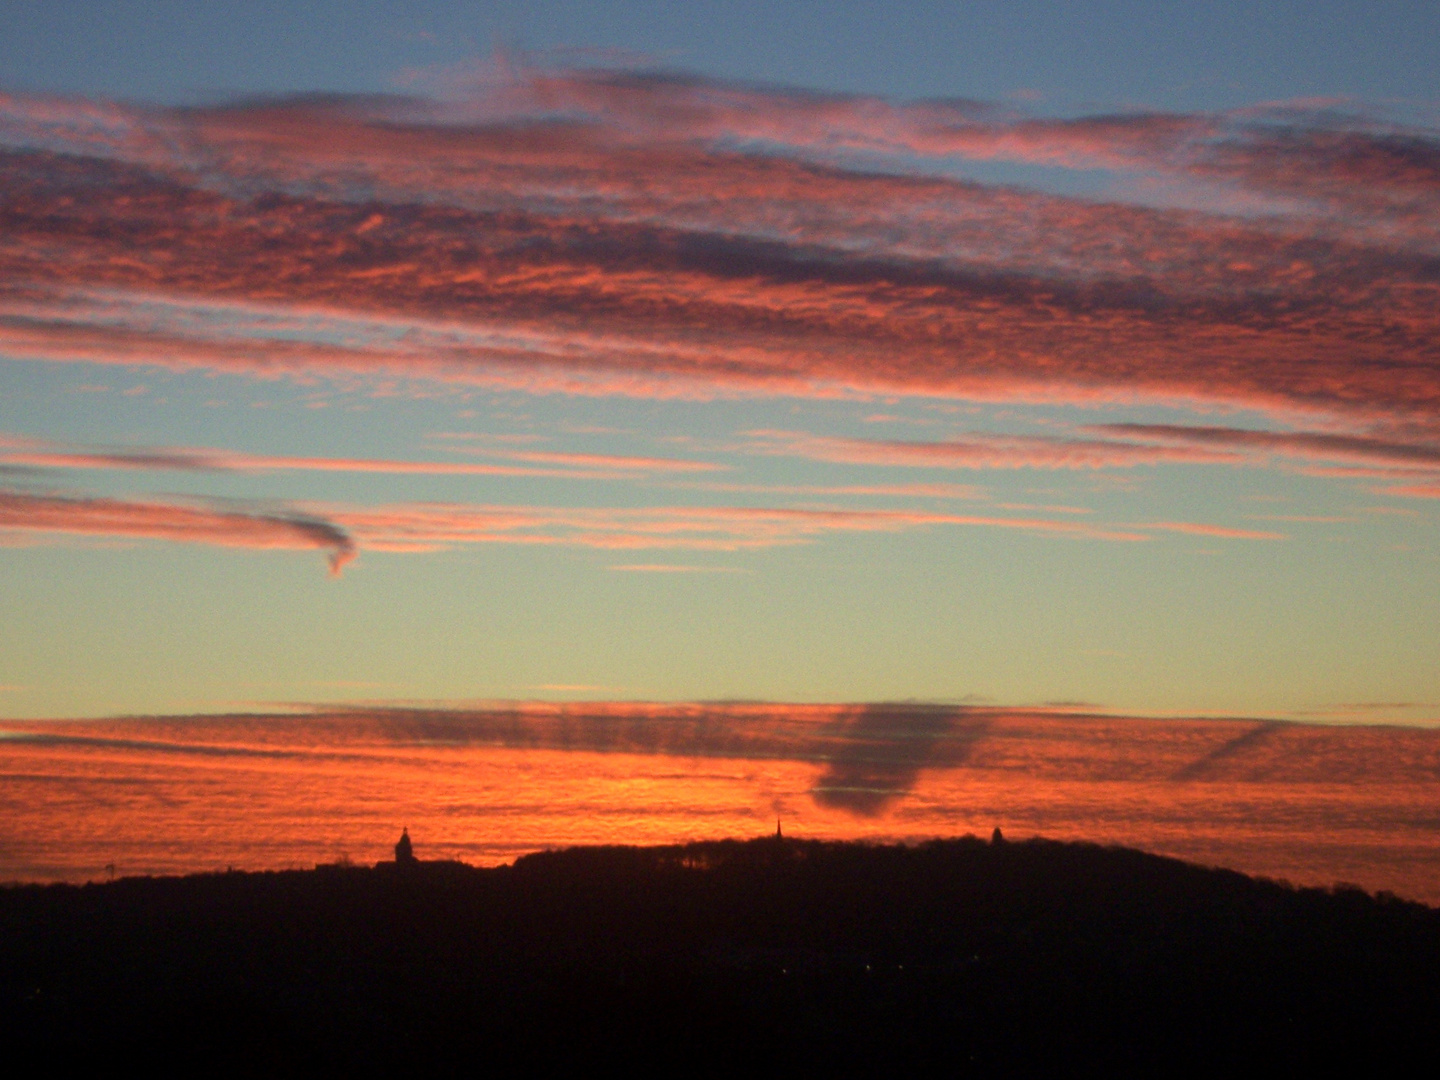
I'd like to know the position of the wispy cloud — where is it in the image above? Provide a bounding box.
[1,70,1436,424]
[740,429,1243,470]
[1387,482,1440,499]
[740,423,1440,486]
[1133,521,1287,541]
[1244,521,1353,529]
[0,434,725,480]
[459,448,724,473]
[331,501,1152,551]
[0,490,355,573]
[673,480,987,500]
[0,472,1274,568]
[1089,423,1440,473]
[387,66,1440,232]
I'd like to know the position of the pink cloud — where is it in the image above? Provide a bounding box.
[740,430,1243,470]
[328,501,1152,551]
[0,434,726,480]
[675,480,986,500]
[1134,521,1287,541]
[468,449,725,473]
[0,494,1126,562]
[0,490,355,573]
[541,71,1440,224]
[1,76,1437,429]
[1386,483,1440,499]
[1090,423,1440,471]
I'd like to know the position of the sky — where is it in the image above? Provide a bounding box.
[9,705,1440,900]
[1,1,1439,731]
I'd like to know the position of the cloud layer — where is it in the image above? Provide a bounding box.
[8,699,1440,814]
[1,68,1437,428]
[0,480,1163,571]
[8,702,1440,898]
[0,433,724,480]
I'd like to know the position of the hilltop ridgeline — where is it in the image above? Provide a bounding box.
[3,835,1438,1073]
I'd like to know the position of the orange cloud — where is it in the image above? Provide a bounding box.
[1386,483,1440,499]
[329,501,1151,551]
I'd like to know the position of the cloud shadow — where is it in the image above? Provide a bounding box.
[810,703,989,815]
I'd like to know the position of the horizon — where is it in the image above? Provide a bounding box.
[8,702,1440,902]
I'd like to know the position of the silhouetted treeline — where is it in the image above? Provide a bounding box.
[3,836,1439,1073]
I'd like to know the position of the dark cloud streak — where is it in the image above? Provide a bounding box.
[1090,422,1440,473]
[0,489,356,573]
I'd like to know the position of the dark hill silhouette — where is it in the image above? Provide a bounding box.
[3,836,1439,1073]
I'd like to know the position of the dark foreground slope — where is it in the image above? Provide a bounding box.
[4,836,1439,1074]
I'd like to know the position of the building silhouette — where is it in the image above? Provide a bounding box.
[395,827,416,865]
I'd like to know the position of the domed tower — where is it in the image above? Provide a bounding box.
[395,827,416,865]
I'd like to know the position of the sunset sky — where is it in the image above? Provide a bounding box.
[4,4,1440,893]
[3,1,1438,724]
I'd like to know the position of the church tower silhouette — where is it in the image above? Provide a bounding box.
[395,827,416,865]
